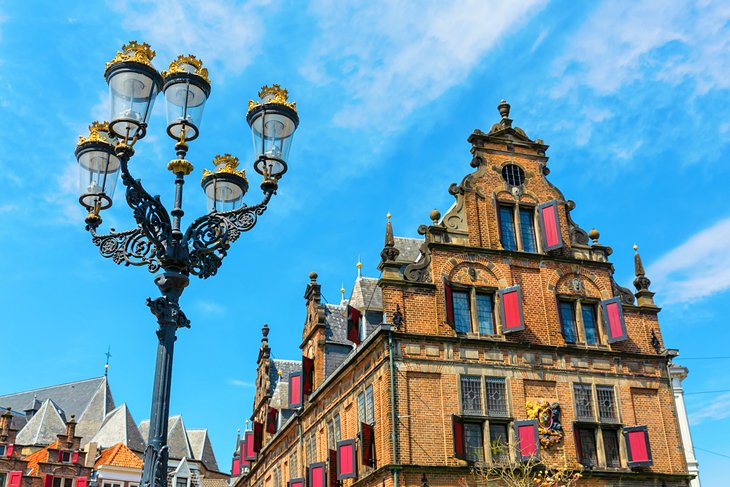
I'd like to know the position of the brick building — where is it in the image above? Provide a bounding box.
[233,102,695,487]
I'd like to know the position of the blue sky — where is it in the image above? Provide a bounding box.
[1,0,729,483]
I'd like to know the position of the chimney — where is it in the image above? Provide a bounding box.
[1,407,12,442]
[65,415,77,446]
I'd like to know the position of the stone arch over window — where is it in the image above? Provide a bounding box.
[548,269,612,300]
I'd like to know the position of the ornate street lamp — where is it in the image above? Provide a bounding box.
[75,41,299,487]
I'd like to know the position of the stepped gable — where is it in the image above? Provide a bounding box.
[94,441,143,469]
[15,399,66,446]
[24,440,61,475]
[187,429,220,472]
[91,403,145,452]
[0,377,113,425]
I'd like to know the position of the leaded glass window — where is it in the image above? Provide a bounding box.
[582,303,599,345]
[365,385,375,424]
[519,208,537,252]
[574,384,594,419]
[596,385,617,422]
[559,301,577,343]
[453,291,471,333]
[485,377,508,417]
[602,429,621,467]
[499,206,517,251]
[358,392,366,423]
[464,422,484,463]
[460,376,482,414]
[488,423,509,463]
[289,452,297,479]
[334,413,341,442]
[577,427,597,467]
[476,293,494,334]
[274,467,282,487]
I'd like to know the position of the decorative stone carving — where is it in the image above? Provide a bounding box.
[403,226,433,283]
[611,277,636,305]
[526,400,563,448]
[565,200,589,246]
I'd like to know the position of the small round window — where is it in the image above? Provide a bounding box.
[502,164,525,186]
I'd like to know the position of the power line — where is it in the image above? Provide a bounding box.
[695,446,730,460]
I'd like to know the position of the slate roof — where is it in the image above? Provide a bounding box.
[0,406,28,431]
[324,304,349,345]
[95,442,144,469]
[91,404,145,452]
[0,377,114,424]
[187,429,220,472]
[76,378,115,445]
[15,399,67,446]
[268,360,301,396]
[349,278,382,310]
[394,237,423,263]
[140,415,192,460]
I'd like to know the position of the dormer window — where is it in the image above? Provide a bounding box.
[498,204,537,253]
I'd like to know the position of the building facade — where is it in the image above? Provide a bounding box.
[235,101,695,487]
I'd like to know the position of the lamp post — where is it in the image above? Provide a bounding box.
[75,42,299,487]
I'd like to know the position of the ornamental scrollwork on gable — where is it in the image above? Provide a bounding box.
[526,400,563,448]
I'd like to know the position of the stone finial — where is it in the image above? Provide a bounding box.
[633,245,651,291]
[258,324,271,363]
[262,323,270,339]
[429,208,441,224]
[588,228,600,244]
[309,271,318,281]
[356,257,362,279]
[498,99,511,120]
[381,212,400,263]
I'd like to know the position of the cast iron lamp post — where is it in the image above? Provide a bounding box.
[75,41,299,487]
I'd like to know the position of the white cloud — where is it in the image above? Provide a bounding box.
[229,379,255,388]
[689,391,730,425]
[648,218,730,304]
[553,0,730,96]
[109,0,275,76]
[195,300,226,315]
[301,0,547,130]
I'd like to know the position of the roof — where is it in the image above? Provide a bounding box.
[349,277,382,310]
[268,360,301,396]
[16,399,66,446]
[324,304,349,345]
[95,442,143,469]
[140,415,192,460]
[91,404,145,452]
[24,440,60,475]
[394,237,423,263]
[200,479,229,487]
[187,429,220,472]
[0,377,114,424]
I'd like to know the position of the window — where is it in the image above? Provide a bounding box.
[498,205,517,251]
[274,467,282,487]
[453,291,471,333]
[488,423,509,463]
[463,423,484,463]
[559,301,577,343]
[364,385,374,424]
[60,451,72,463]
[53,479,73,487]
[0,445,5,456]
[0,474,6,487]
[596,386,617,422]
[305,434,316,465]
[485,378,508,417]
[558,299,602,345]
[602,429,621,467]
[519,208,537,253]
[103,483,121,487]
[574,384,594,420]
[289,452,298,479]
[327,414,341,450]
[460,376,482,415]
[358,392,366,423]
[475,294,495,334]
[175,478,187,487]
[501,164,525,186]
[576,427,598,467]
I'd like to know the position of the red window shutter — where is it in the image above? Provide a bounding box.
[57,450,63,462]
[514,419,540,461]
[253,421,264,453]
[451,415,466,460]
[624,426,653,468]
[8,472,22,487]
[44,476,54,487]
[303,356,315,395]
[289,372,303,409]
[328,449,338,487]
[309,462,326,487]
[601,297,628,343]
[443,279,455,328]
[336,439,357,480]
[347,305,362,344]
[241,455,249,469]
[289,479,305,487]
[6,444,14,456]
[266,407,279,435]
[538,200,563,251]
[498,285,525,333]
[232,458,241,476]
[360,423,375,467]
[243,431,256,461]
[72,451,79,464]
[75,477,87,487]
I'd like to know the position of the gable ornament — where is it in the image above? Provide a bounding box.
[525,400,564,448]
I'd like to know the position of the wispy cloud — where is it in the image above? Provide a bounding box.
[195,300,227,315]
[301,0,547,130]
[553,0,730,97]
[648,218,730,304]
[109,0,275,75]
[689,391,730,425]
[229,379,255,388]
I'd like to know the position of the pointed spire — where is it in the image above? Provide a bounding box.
[380,212,400,263]
[632,244,657,307]
[104,345,112,377]
[357,257,362,279]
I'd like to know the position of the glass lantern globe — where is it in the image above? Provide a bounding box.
[162,55,211,142]
[75,122,120,212]
[201,154,249,212]
[104,41,163,141]
[246,85,298,181]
